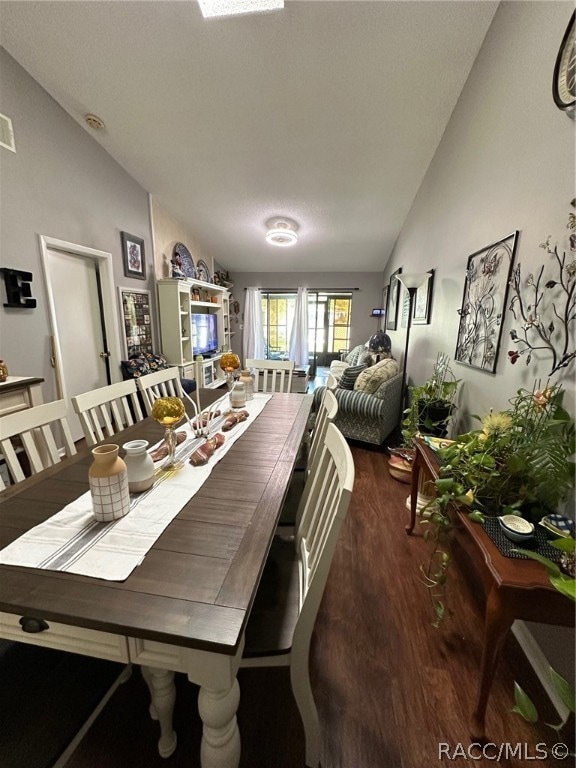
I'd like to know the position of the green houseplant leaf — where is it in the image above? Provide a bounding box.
[512,682,539,722]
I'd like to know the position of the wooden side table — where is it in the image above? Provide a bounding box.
[0,376,45,417]
[407,437,575,736]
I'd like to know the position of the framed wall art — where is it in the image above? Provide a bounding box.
[454,232,518,373]
[118,287,153,357]
[380,285,389,330]
[386,267,402,331]
[121,231,146,280]
[412,269,435,325]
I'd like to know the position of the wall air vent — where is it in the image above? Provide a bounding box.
[0,113,16,153]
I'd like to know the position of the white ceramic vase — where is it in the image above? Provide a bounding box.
[122,439,155,493]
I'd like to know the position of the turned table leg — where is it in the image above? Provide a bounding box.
[141,665,178,758]
[198,679,241,768]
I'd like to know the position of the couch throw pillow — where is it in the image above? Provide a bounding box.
[338,363,367,390]
[121,356,151,379]
[357,348,373,367]
[144,352,170,371]
[354,358,398,394]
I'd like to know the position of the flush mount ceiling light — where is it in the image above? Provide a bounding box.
[265,217,299,247]
[198,0,283,18]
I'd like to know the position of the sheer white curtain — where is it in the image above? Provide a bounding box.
[288,287,309,366]
[243,287,265,362]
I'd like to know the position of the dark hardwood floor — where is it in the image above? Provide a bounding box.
[64,441,569,768]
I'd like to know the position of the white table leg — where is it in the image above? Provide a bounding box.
[142,665,177,758]
[198,679,241,768]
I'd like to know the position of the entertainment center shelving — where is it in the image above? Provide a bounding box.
[157,278,232,389]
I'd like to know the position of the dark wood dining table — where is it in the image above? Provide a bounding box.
[0,391,313,768]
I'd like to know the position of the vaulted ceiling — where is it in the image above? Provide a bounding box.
[0,1,498,271]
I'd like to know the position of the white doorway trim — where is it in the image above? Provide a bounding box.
[39,235,122,403]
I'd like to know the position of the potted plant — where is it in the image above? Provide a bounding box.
[402,353,460,446]
[421,382,575,625]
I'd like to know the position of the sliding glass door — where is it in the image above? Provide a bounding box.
[308,294,352,369]
[261,292,352,372]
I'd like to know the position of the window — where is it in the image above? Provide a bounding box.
[261,291,352,367]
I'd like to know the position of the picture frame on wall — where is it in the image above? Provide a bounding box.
[386,267,402,331]
[121,231,146,280]
[454,231,518,373]
[118,287,153,357]
[380,285,389,330]
[412,269,435,325]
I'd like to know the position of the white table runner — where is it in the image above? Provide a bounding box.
[0,394,272,581]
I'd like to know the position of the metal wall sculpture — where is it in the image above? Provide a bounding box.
[455,232,518,373]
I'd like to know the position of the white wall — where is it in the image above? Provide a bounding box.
[151,198,216,281]
[384,0,575,689]
[0,49,153,401]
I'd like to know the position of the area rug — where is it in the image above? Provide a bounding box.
[0,640,125,768]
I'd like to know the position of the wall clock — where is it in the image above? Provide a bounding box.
[553,11,575,118]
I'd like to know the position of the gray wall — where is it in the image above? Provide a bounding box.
[0,49,154,403]
[228,271,385,360]
[382,2,575,686]
[383,2,575,429]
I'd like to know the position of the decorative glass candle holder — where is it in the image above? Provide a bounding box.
[239,369,254,400]
[152,396,186,469]
[220,352,240,390]
[230,381,246,408]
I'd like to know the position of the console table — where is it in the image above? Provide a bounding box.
[0,376,44,417]
[407,437,574,736]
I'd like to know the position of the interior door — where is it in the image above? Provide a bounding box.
[45,247,111,441]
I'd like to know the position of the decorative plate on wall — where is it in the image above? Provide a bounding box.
[173,243,196,279]
[196,259,211,283]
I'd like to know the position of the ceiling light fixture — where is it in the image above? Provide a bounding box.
[265,217,299,247]
[198,0,283,19]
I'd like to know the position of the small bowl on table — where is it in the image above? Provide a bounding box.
[498,514,535,543]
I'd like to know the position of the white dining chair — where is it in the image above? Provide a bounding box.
[72,379,144,447]
[241,422,355,768]
[277,388,339,530]
[325,372,338,390]
[306,388,338,478]
[0,399,77,488]
[245,359,295,394]
[136,367,184,416]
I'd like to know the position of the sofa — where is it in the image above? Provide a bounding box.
[329,344,371,382]
[316,356,403,445]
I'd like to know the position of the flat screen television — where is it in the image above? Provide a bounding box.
[191,313,218,357]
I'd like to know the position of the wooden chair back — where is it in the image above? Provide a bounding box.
[0,400,77,487]
[136,367,184,415]
[72,379,144,447]
[325,372,338,390]
[245,359,295,394]
[241,422,354,767]
[306,388,338,479]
